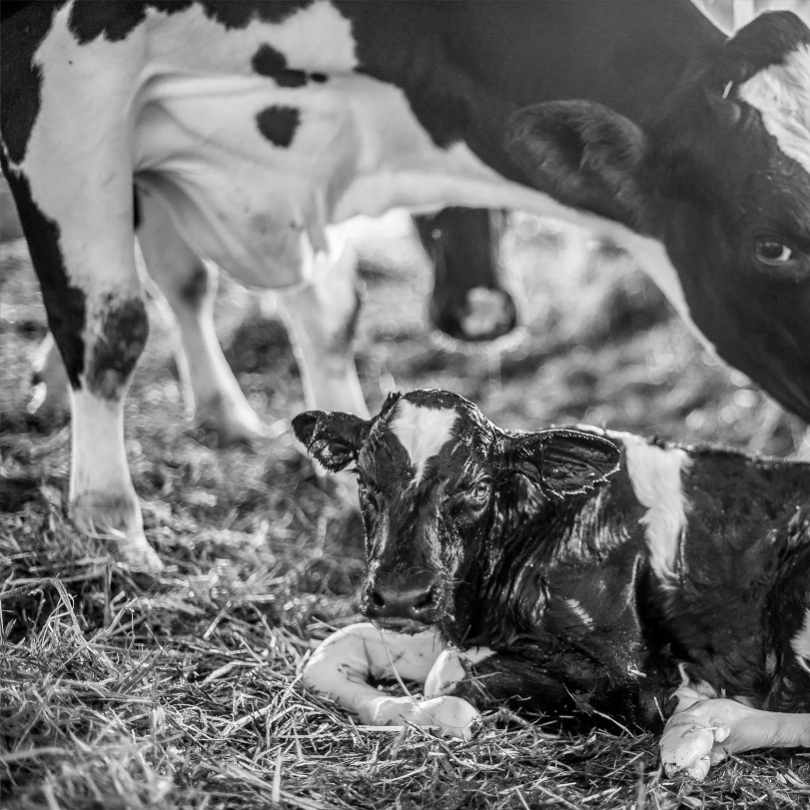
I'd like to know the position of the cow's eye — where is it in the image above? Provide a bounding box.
[754,238,794,266]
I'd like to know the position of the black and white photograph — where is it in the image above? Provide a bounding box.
[2,1,810,807]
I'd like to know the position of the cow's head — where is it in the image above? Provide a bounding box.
[506,12,810,422]
[414,208,520,345]
[293,390,620,637]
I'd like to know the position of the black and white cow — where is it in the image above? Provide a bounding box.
[4,2,810,570]
[295,389,810,780]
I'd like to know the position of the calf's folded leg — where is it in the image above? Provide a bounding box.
[303,623,480,738]
[660,698,810,780]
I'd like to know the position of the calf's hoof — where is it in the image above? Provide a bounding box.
[71,496,164,573]
[660,701,735,780]
[360,695,481,740]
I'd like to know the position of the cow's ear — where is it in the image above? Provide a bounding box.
[505,100,648,229]
[503,428,621,497]
[292,410,369,472]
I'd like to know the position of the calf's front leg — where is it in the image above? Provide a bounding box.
[303,623,481,738]
[660,698,810,780]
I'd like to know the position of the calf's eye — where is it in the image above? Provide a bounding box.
[468,481,490,505]
[754,238,794,266]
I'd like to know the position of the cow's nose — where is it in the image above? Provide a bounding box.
[366,581,438,623]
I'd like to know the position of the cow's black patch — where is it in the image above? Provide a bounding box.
[198,1,313,30]
[86,296,149,399]
[0,161,86,388]
[69,1,193,44]
[256,106,300,147]
[252,43,307,88]
[0,3,61,165]
[133,187,142,231]
[178,263,212,308]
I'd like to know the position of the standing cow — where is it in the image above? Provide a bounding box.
[295,389,810,781]
[3,2,810,569]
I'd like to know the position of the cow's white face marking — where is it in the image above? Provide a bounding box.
[739,44,810,175]
[791,608,810,674]
[390,401,457,485]
[614,432,692,587]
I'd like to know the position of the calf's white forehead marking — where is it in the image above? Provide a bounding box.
[739,44,810,175]
[791,608,810,670]
[614,432,691,587]
[390,401,458,484]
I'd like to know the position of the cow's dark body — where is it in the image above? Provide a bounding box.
[294,391,810,732]
[3,1,810,568]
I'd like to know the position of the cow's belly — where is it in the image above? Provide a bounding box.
[133,70,614,289]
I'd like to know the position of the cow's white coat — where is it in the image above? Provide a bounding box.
[792,608,810,673]
[739,44,810,175]
[391,401,458,485]
[614,433,692,586]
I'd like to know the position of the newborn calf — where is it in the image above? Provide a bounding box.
[293,390,810,779]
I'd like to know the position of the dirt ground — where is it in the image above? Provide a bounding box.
[1,213,809,809]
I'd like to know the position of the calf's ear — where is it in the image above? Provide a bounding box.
[505,429,621,498]
[292,410,369,472]
[505,100,648,230]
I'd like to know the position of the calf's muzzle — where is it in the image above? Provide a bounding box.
[363,573,440,626]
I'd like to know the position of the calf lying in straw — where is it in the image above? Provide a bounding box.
[293,390,810,779]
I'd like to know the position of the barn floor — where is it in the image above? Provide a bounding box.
[1,213,808,809]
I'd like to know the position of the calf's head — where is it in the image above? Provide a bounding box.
[293,390,619,635]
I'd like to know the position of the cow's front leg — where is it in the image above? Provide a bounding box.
[304,623,480,738]
[660,698,810,780]
[137,193,265,446]
[1,13,159,570]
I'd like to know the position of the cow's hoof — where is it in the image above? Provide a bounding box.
[71,497,164,573]
[194,394,268,447]
[660,708,732,780]
[361,695,481,740]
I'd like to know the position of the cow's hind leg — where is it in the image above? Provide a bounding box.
[137,194,265,445]
[276,228,368,418]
